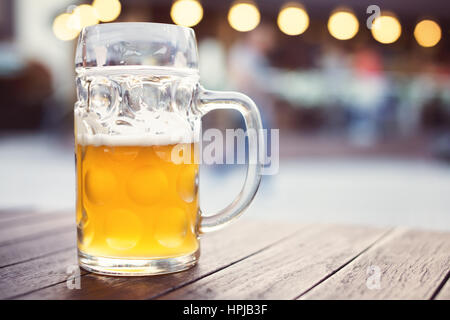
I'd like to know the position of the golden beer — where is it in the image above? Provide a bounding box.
[76,142,199,259]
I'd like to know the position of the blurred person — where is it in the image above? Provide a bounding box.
[353,47,387,140]
[119,3,152,22]
[353,47,382,76]
[0,44,52,130]
[228,24,278,131]
[353,48,399,140]
[349,47,388,146]
[228,24,279,186]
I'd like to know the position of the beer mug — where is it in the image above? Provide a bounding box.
[74,23,263,275]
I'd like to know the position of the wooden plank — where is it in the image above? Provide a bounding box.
[0,212,73,229]
[19,221,302,299]
[158,224,389,300]
[0,248,83,299]
[0,208,36,221]
[300,228,450,300]
[435,275,450,300]
[0,229,76,268]
[0,214,74,247]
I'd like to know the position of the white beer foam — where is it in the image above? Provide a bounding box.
[77,133,196,146]
[76,111,198,146]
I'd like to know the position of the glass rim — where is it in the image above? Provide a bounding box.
[81,22,195,34]
[76,21,199,69]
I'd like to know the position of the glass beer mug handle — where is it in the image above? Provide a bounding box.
[196,87,264,233]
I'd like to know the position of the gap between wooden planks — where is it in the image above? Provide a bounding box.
[6,220,301,299]
[299,228,450,300]
[158,224,390,299]
[2,210,448,300]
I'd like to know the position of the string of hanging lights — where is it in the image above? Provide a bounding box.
[53,0,442,48]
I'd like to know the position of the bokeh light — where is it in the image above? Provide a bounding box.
[170,0,204,27]
[277,3,309,36]
[228,2,260,32]
[72,4,99,30]
[327,10,359,40]
[414,19,442,48]
[92,0,121,22]
[52,13,80,41]
[371,14,402,44]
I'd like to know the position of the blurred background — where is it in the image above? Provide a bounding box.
[0,0,449,230]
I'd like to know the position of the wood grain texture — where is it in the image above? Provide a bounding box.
[0,229,76,268]
[0,208,36,222]
[300,228,450,300]
[0,248,82,299]
[2,210,447,301]
[158,224,389,300]
[0,214,74,247]
[0,212,72,230]
[20,221,302,299]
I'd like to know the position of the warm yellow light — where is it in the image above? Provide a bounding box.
[170,0,203,27]
[228,2,260,32]
[72,4,99,30]
[371,14,402,44]
[327,11,359,40]
[277,4,309,36]
[414,19,441,48]
[53,13,80,41]
[93,0,121,22]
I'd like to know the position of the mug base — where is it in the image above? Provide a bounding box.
[78,249,199,276]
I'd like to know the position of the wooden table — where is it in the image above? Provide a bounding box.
[0,209,449,300]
